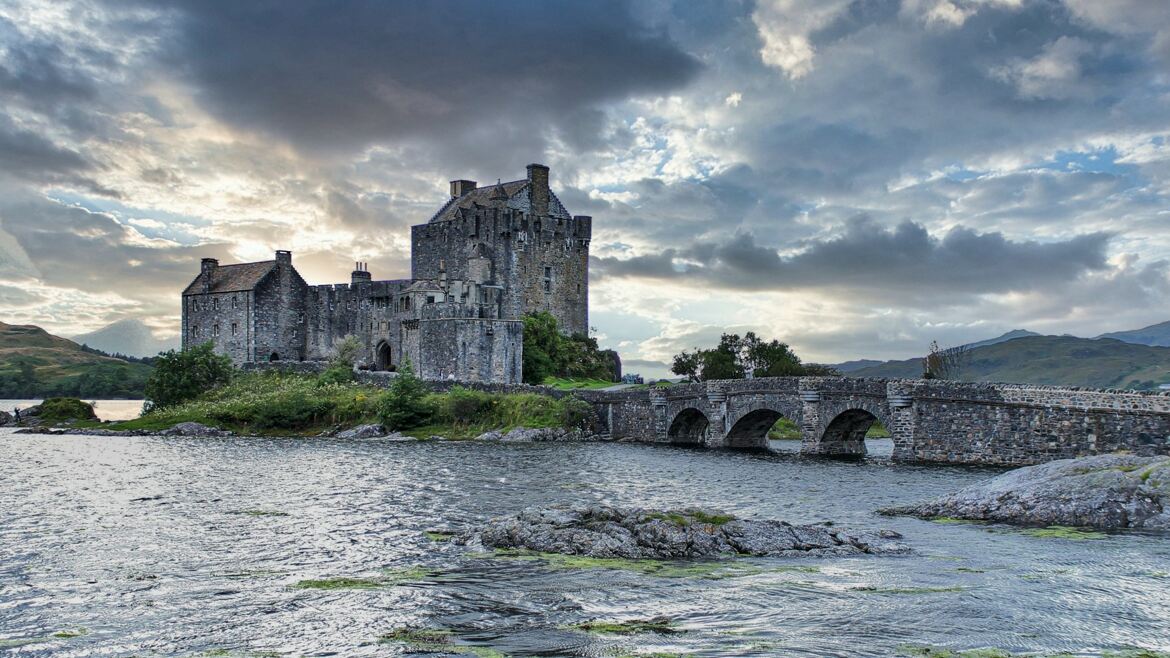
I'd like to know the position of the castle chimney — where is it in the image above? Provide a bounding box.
[201,258,217,293]
[527,164,549,218]
[351,261,372,284]
[275,250,292,267]
[450,180,477,198]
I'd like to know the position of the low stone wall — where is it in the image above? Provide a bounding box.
[241,361,329,375]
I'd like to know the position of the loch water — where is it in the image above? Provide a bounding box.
[0,432,1167,657]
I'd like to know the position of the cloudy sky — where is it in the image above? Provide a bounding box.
[1,0,1169,376]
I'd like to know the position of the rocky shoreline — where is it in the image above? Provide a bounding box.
[881,453,1170,530]
[456,504,911,559]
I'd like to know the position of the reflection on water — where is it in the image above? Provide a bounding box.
[0,399,144,421]
[0,431,1167,657]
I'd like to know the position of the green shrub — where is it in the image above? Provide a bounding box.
[39,397,97,423]
[144,342,234,410]
[444,387,491,425]
[558,396,594,430]
[376,362,432,430]
[317,365,354,387]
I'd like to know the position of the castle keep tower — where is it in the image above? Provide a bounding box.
[181,164,591,384]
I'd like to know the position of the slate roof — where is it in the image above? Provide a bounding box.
[182,261,275,296]
[429,179,528,223]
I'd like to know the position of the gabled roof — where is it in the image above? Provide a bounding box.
[429,179,528,223]
[182,261,275,296]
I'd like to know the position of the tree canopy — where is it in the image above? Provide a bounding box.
[521,312,619,385]
[671,332,837,382]
[144,342,234,410]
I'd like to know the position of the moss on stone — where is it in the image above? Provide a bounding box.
[51,628,88,639]
[646,509,736,527]
[1020,526,1107,540]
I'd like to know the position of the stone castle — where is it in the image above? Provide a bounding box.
[181,164,590,383]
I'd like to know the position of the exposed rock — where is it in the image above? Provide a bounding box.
[881,453,1170,530]
[456,504,910,559]
[474,427,587,442]
[0,410,12,427]
[335,423,386,440]
[160,422,232,437]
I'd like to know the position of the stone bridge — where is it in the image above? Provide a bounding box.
[578,377,1170,466]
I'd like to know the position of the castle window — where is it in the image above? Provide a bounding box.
[191,326,199,338]
[543,266,552,293]
[231,323,238,336]
[544,279,551,293]
[293,329,298,338]
[213,324,220,337]
[232,296,238,309]
[426,295,435,304]
[213,298,220,310]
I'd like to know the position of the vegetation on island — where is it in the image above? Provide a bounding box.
[85,340,594,437]
[671,332,838,382]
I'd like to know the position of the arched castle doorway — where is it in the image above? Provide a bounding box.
[375,341,392,371]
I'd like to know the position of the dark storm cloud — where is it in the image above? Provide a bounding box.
[131,0,701,155]
[593,217,1111,300]
[0,16,98,112]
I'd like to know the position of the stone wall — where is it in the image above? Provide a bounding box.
[182,290,253,364]
[251,253,308,363]
[413,318,522,383]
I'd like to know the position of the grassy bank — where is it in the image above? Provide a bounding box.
[85,372,592,437]
[767,417,891,440]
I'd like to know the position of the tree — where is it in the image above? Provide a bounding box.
[376,360,432,430]
[922,340,969,380]
[671,350,702,382]
[330,334,362,368]
[144,342,234,410]
[670,331,826,382]
[521,312,617,384]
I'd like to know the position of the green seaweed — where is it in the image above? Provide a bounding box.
[235,510,289,517]
[487,549,767,579]
[929,517,982,525]
[424,530,455,542]
[647,510,736,526]
[565,617,680,635]
[377,627,506,657]
[1020,526,1107,540]
[854,585,966,594]
[51,628,88,639]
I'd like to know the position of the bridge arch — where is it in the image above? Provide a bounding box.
[818,408,882,457]
[725,408,786,449]
[668,407,710,445]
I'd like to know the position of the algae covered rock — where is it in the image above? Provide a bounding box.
[457,504,910,559]
[881,453,1170,530]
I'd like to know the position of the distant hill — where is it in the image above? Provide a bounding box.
[833,359,884,373]
[962,329,1041,350]
[0,321,153,398]
[849,335,1170,389]
[71,319,178,358]
[1097,320,1170,348]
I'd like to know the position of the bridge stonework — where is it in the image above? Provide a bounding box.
[580,377,1170,466]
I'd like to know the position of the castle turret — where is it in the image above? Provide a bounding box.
[450,179,477,198]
